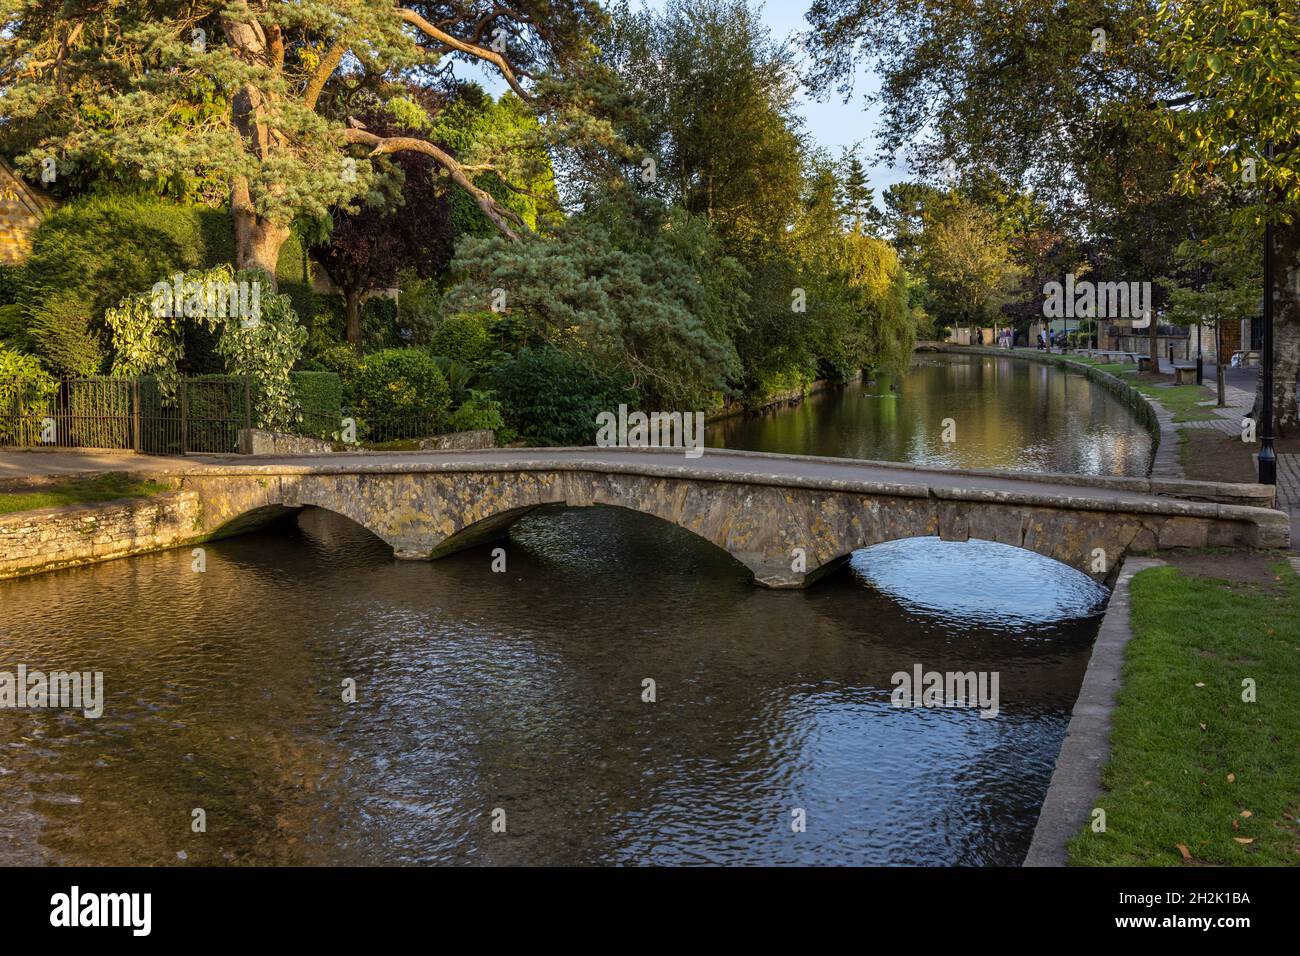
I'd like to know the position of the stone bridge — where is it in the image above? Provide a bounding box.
[161,447,1290,588]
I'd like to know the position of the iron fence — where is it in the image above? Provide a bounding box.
[1,375,459,455]
[0,375,253,455]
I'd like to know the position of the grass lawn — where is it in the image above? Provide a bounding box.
[1068,561,1300,866]
[0,473,174,516]
[1128,380,1220,422]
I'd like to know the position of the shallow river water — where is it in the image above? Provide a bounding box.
[0,353,1150,865]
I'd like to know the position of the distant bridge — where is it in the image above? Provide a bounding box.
[164,448,1288,588]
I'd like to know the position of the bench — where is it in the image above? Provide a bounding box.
[1084,349,1141,365]
[1172,362,1197,385]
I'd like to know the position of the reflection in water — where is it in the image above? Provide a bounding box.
[0,352,1143,866]
[711,353,1152,476]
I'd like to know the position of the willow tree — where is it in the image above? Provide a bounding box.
[0,0,608,281]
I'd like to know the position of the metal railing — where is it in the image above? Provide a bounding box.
[0,375,254,455]
[1,375,459,454]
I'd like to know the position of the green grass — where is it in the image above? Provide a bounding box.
[1068,563,1300,866]
[0,473,174,515]
[1128,380,1220,422]
[1054,354,1218,421]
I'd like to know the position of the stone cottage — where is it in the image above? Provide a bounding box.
[0,158,54,264]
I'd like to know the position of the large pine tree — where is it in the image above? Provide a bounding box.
[0,1,609,281]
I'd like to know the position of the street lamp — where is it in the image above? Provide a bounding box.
[1259,142,1277,485]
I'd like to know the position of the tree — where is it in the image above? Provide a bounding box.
[918,198,1022,339]
[803,1,1300,432]
[442,207,746,409]
[599,0,805,255]
[1156,0,1300,434]
[1162,231,1262,408]
[0,1,607,278]
[313,127,454,348]
[838,149,885,237]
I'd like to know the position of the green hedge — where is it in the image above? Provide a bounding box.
[17,193,316,376]
[291,370,343,437]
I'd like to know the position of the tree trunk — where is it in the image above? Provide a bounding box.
[224,17,290,288]
[345,287,362,348]
[232,181,289,286]
[1252,216,1300,436]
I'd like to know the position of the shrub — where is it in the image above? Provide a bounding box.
[0,264,26,306]
[290,371,343,437]
[313,344,362,405]
[105,264,307,431]
[429,312,493,368]
[18,193,314,376]
[353,348,450,424]
[490,347,637,446]
[0,345,57,444]
[447,389,505,433]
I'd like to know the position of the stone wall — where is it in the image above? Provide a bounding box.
[238,429,339,456]
[0,492,204,578]
[236,428,496,455]
[414,430,496,451]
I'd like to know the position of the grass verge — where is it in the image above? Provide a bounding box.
[1128,380,1219,422]
[1067,561,1300,866]
[0,473,174,516]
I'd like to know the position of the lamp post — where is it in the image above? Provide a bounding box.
[1259,142,1277,485]
[1196,322,1203,385]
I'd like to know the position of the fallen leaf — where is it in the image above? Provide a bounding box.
[1233,837,1254,845]
[1200,723,1207,731]
[1232,819,1239,830]
[1176,844,1193,862]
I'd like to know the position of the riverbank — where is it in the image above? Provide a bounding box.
[706,371,863,423]
[1066,553,1300,866]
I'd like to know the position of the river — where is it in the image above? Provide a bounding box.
[0,353,1152,865]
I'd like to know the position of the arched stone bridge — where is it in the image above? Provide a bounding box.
[168,448,1289,588]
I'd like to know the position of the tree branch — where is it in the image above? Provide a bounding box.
[303,39,348,111]
[344,129,526,240]
[395,5,532,101]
